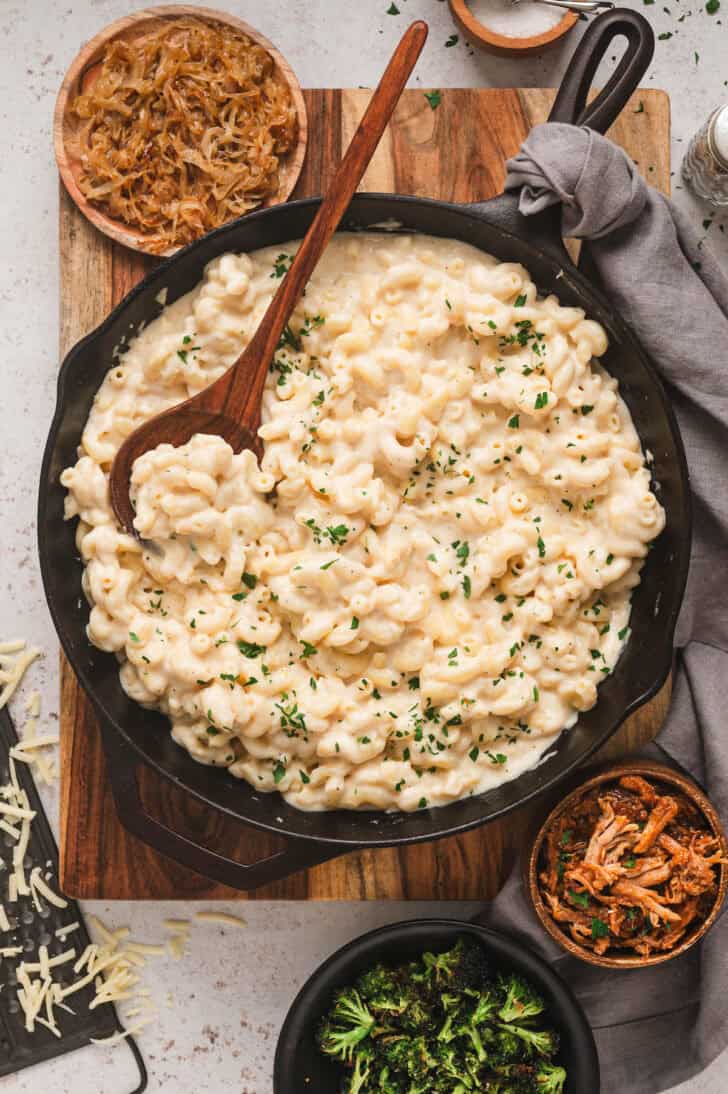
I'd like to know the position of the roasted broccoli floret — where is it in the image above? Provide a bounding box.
[535,1061,567,1092]
[357,964,409,1016]
[374,1064,408,1094]
[318,988,376,1063]
[492,1025,524,1065]
[436,1043,477,1090]
[422,939,490,991]
[497,974,546,1024]
[380,1033,438,1080]
[342,1045,374,1094]
[471,988,500,1026]
[499,1021,559,1058]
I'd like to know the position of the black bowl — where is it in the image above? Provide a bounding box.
[273,918,599,1093]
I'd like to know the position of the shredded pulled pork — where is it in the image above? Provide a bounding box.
[538,775,726,957]
[71,16,297,252]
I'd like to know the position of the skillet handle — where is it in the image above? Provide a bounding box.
[99,721,347,892]
[549,8,655,133]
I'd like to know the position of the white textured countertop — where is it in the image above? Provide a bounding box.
[1,1,726,1091]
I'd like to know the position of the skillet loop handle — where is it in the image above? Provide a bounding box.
[99,721,344,892]
[549,8,654,134]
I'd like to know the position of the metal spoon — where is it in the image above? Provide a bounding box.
[512,0,614,13]
[109,21,428,536]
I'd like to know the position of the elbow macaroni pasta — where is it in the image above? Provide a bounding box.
[61,233,665,812]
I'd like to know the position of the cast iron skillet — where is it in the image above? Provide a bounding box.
[39,9,690,891]
[273,919,600,1093]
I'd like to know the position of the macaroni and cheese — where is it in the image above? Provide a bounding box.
[61,233,664,811]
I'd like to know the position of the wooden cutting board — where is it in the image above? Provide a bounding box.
[59,87,671,900]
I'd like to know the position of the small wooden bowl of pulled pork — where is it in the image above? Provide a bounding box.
[527,762,728,968]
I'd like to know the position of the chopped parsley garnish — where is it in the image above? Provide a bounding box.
[408,676,420,690]
[129,631,140,643]
[242,572,257,590]
[537,535,546,558]
[300,641,318,658]
[462,575,472,599]
[591,917,610,940]
[271,253,293,278]
[272,761,287,785]
[534,391,549,410]
[514,294,527,307]
[487,752,507,765]
[569,889,590,909]
[507,415,520,429]
[580,404,594,415]
[320,558,338,570]
[469,746,479,763]
[562,498,573,511]
[237,641,266,658]
[454,540,470,566]
[275,699,307,736]
[299,770,311,784]
[350,616,360,630]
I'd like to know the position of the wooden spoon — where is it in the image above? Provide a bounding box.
[109,20,429,535]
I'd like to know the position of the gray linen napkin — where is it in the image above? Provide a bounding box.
[476,123,728,1094]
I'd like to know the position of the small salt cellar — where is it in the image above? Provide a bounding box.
[682,105,728,208]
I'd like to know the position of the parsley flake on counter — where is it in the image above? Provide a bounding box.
[424,89,442,110]
[445,33,459,46]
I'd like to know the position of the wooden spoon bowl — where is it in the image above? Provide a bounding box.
[54,5,308,257]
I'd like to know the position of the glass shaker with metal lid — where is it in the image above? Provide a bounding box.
[682,104,728,207]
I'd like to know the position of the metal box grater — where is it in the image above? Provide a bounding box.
[0,706,146,1089]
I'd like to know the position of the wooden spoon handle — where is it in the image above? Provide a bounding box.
[205,20,429,430]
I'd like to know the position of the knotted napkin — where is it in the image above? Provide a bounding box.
[476,123,728,1094]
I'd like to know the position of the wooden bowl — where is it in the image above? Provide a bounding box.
[449,0,578,56]
[527,760,728,969]
[53,5,308,257]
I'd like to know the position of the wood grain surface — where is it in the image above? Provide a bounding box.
[58,86,672,900]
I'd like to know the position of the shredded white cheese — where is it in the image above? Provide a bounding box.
[194,910,247,929]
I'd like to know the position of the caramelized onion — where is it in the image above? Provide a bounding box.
[71,17,297,252]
